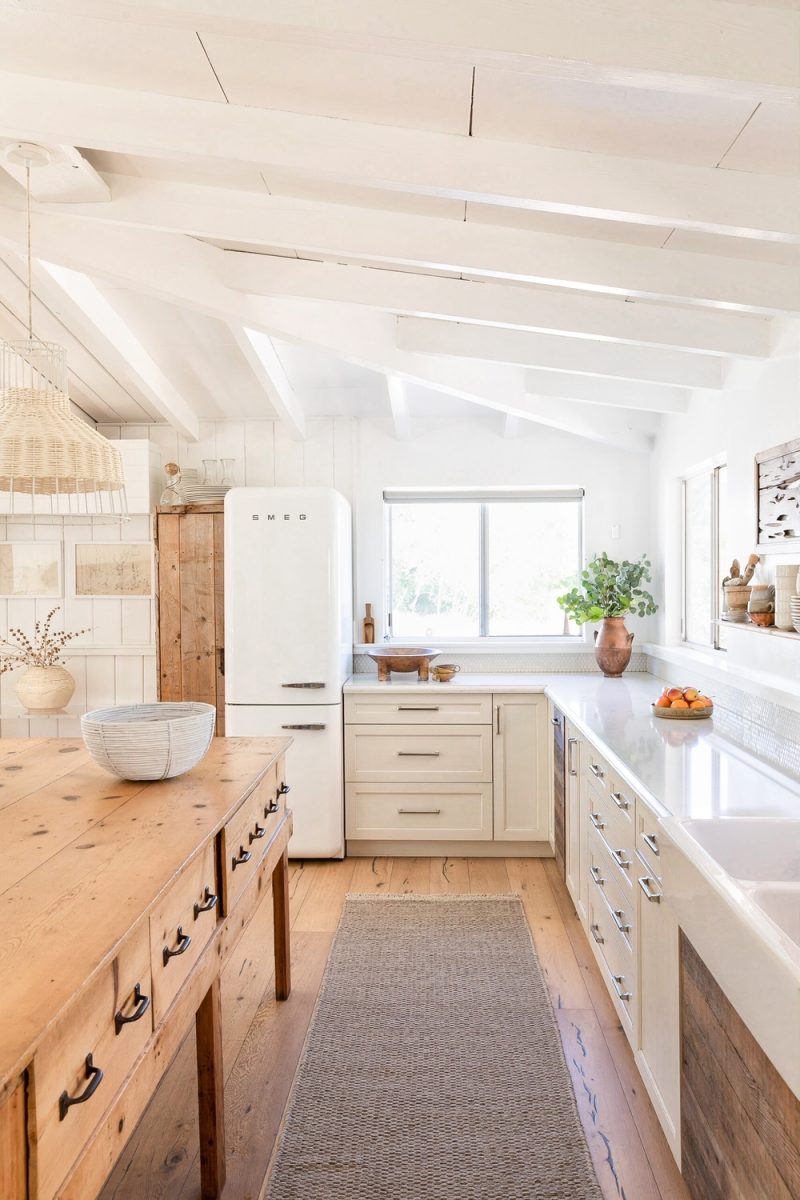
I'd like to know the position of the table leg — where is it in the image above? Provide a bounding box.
[272,848,291,1001]
[196,977,226,1199]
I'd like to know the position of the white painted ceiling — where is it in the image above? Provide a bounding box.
[0,0,797,450]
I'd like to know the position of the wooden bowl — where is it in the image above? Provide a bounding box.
[748,611,774,627]
[367,646,440,681]
[651,703,713,721]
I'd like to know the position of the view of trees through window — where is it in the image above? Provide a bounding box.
[387,495,582,638]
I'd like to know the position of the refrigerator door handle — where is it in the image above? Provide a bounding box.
[281,682,326,689]
[281,723,327,731]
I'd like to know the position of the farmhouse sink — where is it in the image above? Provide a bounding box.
[747,883,800,948]
[678,819,800,883]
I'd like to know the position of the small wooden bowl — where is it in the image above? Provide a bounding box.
[748,611,774,627]
[367,646,440,681]
[651,703,713,721]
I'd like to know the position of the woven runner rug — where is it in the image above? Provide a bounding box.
[266,894,602,1200]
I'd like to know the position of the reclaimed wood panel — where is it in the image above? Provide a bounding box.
[179,514,216,710]
[155,513,182,703]
[213,512,225,736]
[680,931,800,1200]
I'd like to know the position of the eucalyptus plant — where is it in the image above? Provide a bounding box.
[557,553,658,625]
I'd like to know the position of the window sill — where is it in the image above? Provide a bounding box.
[354,638,587,655]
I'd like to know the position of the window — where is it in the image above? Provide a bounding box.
[385,488,583,639]
[682,462,727,648]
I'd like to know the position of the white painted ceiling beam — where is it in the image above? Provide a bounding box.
[39,261,200,439]
[502,414,521,439]
[1,72,797,241]
[224,254,771,359]
[0,142,110,203]
[45,176,800,315]
[395,318,724,390]
[229,326,305,439]
[386,376,411,440]
[524,370,688,413]
[6,0,798,102]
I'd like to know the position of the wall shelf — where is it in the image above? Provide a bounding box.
[715,620,800,641]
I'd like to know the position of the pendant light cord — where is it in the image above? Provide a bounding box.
[25,161,33,338]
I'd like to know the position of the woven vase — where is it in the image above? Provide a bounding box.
[15,665,75,713]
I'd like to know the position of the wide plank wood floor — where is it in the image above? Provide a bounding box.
[98,856,688,1200]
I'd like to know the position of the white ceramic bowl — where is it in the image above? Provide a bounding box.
[81,702,216,780]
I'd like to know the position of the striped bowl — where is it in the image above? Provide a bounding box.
[81,702,216,780]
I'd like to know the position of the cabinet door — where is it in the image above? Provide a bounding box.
[552,706,566,877]
[493,694,549,841]
[637,862,680,1155]
[564,723,582,910]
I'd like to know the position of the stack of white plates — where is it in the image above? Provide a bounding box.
[180,484,231,502]
[790,595,800,633]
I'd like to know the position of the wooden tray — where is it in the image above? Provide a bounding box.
[651,704,713,721]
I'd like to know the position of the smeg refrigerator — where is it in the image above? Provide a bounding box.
[224,487,352,858]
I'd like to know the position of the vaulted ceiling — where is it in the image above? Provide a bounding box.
[0,0,798,451]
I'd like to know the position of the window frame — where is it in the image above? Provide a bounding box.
[681,459,727,652]
[383,487,585,643]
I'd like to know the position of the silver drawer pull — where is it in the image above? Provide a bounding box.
[638,875,662,903]
[589,763,604,779]
[567,737,578,776]
[397,807,442,815]
[589,812,605,830]
[397,751,441,757]
[612,974,632,1002]
[590,923,604,944]
[611,790,629,811]
[397,706,440,711]
[590,865,605,887]
[612,909,632,934]
[281,723,326,730]
[642,832,660,856]
[611,848,631,870]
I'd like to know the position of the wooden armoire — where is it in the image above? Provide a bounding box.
[155,504,226,733]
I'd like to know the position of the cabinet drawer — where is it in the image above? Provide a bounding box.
[221,763,281,915]
[587,825,636,955]
[30,923,153,1200]
[581,745,611,794]
[346,782,492,841]
[587,888,635,1037]
[345,725,492,783]
[585,775,635,884]
[636,800,663,880]
[345,692,492,725]
[149,840,218,1025]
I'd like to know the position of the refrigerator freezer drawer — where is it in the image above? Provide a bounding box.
[226,703,344,859]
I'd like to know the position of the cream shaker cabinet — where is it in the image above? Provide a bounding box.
[564,722,585,919]
[492,694,550,841]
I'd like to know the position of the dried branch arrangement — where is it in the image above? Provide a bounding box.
[0,607,89,673]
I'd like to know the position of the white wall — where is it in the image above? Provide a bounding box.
[651,316,800,679]
[100,414,654,647]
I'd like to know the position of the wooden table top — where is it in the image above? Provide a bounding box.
[0,736,291,1096]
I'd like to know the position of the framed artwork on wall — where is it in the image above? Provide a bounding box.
[0,542,62,598]
[756,438,800,548]
[72,543,153,598]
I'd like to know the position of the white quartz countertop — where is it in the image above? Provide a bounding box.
[345,671,800,823]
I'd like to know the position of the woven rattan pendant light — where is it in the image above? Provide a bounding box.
[0,143,127,520]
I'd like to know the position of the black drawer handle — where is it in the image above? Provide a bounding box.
[265,798,279,816]
[193,886,218,920]
[59,1054,104,1120]
[232,845,252,870]
[249,823,266,843]
[163,926,192,966]
[115,982,151,1035]
[277,782,291,795]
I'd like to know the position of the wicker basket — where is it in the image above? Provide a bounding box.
[81,702,216,780]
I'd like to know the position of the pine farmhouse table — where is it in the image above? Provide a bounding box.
[0,736,293,1200]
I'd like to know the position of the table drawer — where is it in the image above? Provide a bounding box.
[345,725,492,783]
[636,799,663,879]
[221,763,281,915]
[149,840,218,1025]
[346,782,493,841]
[587,887,635,1037]
[30,922,153,1200]
[345,693,492,725]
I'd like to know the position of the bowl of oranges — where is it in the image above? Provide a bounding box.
[652,686,713,719]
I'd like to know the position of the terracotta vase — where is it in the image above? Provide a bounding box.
[15,664,75,713]
[593,617,634,678]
